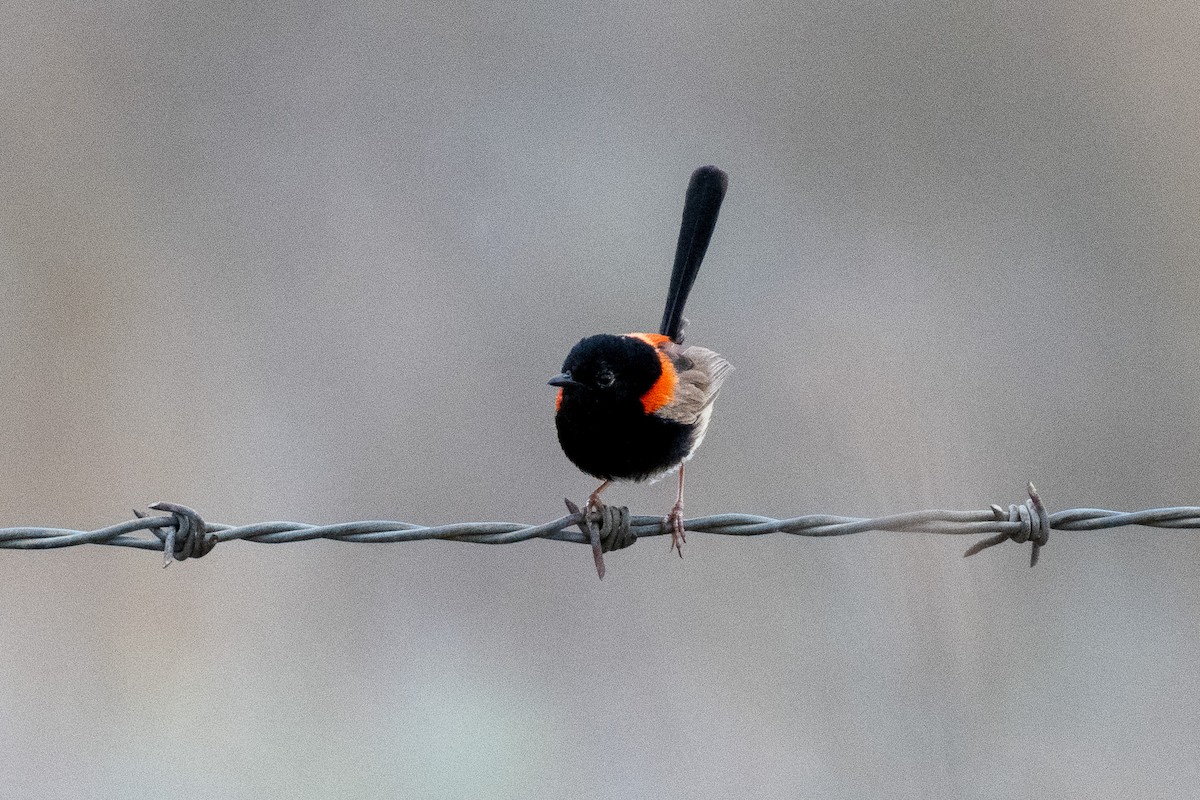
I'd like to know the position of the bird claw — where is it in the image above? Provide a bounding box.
[586,494,605,519]
[585,479,612,520]
[665,502,686,557]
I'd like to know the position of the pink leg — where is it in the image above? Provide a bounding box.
[667,465,686,557]
[587,479,612,514]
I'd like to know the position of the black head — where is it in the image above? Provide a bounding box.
[549,334,662,407]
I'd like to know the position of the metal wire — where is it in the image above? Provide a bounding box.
[2,484,1197,575]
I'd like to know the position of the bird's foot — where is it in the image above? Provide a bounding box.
[665,501,686,558]
[586,492,606,520]
[585,479,612,522]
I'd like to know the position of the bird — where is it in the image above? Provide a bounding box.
[549,165,731,557]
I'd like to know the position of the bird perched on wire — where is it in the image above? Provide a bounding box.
[550,166,731,557]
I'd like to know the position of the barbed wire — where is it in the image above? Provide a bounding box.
[0,484,1196,578]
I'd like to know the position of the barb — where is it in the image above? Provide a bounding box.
[564,498,636,580]
[133,502,217,567]
[1,487,1197,576]
[962,483,1050,566]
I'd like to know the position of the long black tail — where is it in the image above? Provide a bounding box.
[659,165,728,343]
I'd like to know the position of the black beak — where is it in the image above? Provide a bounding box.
[548,372,584,389]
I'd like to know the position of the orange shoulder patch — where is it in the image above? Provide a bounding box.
[628,332,672,348]
[626,333,677,414]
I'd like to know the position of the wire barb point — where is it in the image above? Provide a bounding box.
[964,484,1050,566]
[565,498,636,580]
[565,498,604,580]
[147,502,216,566]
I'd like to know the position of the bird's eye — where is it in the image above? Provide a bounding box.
[597,370,615,388]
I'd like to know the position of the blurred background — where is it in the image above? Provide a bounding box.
[2,1,1198,797]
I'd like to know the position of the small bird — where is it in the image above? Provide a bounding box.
[549,166,731,557]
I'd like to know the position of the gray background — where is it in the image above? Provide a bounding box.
[2,2,1198,797]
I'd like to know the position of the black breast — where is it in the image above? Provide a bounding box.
[555,398,695,481]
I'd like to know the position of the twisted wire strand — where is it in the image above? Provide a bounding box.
[2,484,1197,574]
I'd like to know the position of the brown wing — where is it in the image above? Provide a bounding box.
[655,343,732,425]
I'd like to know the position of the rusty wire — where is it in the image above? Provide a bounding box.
[1,484,1197,577]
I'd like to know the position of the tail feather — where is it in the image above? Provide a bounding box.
[659,166,728,343]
